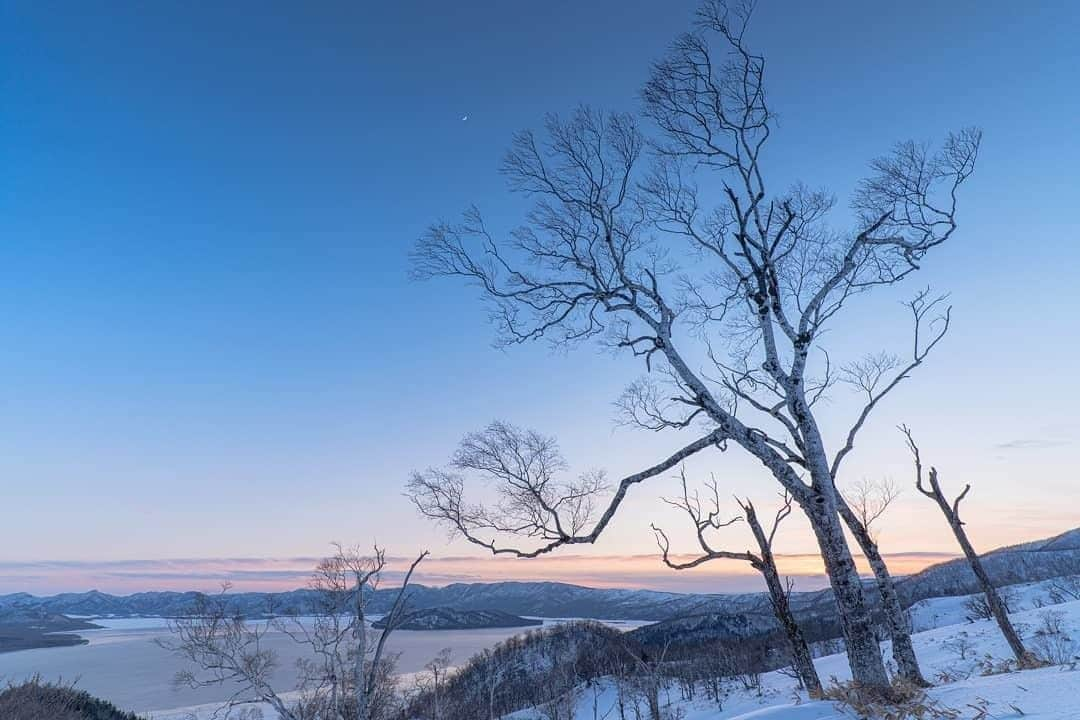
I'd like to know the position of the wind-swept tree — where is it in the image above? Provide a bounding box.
[651,470,822,696]
[410,0,979,693]
[900,425,1036,666]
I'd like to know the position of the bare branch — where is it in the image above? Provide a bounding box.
[652,468,753,569]
[408,422,729,558]
[831,289,952,477]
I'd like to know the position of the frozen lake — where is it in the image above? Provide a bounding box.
[0,616,645,715]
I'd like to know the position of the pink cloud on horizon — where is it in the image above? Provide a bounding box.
[0,550,960,596]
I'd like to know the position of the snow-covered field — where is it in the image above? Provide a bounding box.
[151,577,1080,720]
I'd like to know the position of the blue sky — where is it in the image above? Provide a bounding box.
[1,1,1078,593]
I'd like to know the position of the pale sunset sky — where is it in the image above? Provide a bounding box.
[1,1,1077,595]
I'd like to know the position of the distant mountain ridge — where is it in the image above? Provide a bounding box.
[3,527,1077,624]
[373,607,543,630]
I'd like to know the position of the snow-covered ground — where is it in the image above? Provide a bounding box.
[504,579,1080,720]
[907,575,1080,633]
[149,577,1080,720]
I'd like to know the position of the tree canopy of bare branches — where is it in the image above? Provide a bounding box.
[409,420,724,559]
[410,0,979,693]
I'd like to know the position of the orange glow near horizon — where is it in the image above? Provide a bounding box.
[0,550,961,596]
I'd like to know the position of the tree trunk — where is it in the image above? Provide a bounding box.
[912,459,1034,666]
[646,683,660,720]
[744,503,823,697]
[837,499,929,686]
[759,555,823,696]
[790,397,892,693]
[355,594,369,720]
[803,497,891,692]
[948,516,1031,664]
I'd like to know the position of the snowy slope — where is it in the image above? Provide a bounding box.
[504,593,1080,719]
[908,574,1080,632]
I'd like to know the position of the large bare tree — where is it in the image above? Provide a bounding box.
[651,470,822,696]
[900,426,1035,666]
[410,0,979,693]
[161,546,427,720]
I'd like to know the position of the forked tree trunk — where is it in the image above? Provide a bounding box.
[803,496,891,692]
[796,418,892,693]
[837,499,929,686]
[744,503,822,697]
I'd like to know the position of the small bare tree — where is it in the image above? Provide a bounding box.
[900,425,1035,666]
[160,546,428,720]
[843,478,900,545]
[410,0,980,693]
[651,470,821,697]
[422,648,453,720]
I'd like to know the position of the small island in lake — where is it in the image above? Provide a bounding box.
[0,609,102,653]
[374,607,543,631]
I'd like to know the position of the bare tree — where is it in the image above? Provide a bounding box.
[420,648,453,720]
[651,470,821,697]
[160,546,428,720]
[838,473,928,685]
[900,425,1035,666]
[843,478,899,545]
[475,648,511,720]
[410,0,979,694]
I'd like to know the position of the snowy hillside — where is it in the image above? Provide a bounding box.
[502,580,1080,720]
[908,574,1080,633]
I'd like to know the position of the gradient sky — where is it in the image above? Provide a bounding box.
[1,1,1078,595]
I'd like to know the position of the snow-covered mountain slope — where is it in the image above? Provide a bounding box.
[895,528,1080,603]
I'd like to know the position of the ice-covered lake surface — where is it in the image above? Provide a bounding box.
[0,615,647,715]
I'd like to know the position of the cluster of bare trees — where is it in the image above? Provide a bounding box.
[401,619,802,720]
[402,621,623,720]
[407,0,981,698]
[160,546,427,720]
[153,0,1064,713]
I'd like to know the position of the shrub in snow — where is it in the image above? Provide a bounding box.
[1030,609,1079,667]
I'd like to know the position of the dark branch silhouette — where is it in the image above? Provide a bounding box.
[651,469,821,695]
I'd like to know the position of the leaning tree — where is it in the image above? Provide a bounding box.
[409,0,979,693]
[901,426,1036,666]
